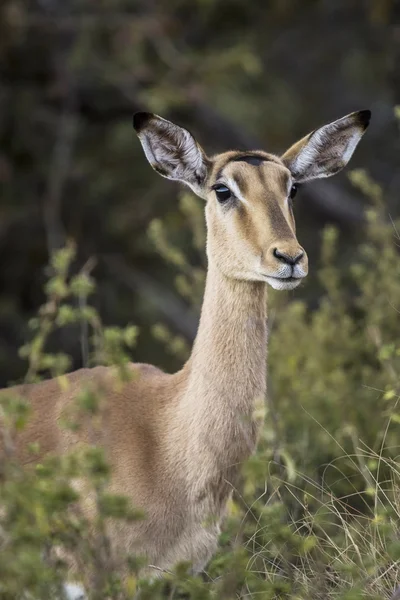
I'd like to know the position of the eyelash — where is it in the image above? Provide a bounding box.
[212,184,233,204]
[289,184,298,200]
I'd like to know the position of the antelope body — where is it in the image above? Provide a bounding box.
[1,109,370,575]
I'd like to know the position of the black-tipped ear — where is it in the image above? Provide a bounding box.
[281,110,371,182]
[133,112,154,133]
[133,112,209,199]
[356,109,371,129]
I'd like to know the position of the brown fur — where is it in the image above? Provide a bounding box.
[1,110,370,575]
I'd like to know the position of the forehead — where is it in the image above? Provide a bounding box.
[209,151,291,194]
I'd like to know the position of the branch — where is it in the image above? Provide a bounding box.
[42,1,79,255]
[43,101,78,253]
[103,255,198,341]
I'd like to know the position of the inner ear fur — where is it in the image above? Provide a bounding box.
[133,112,210,197]
[281,110,371,182]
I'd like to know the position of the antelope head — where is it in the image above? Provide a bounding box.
[133,110,370,290]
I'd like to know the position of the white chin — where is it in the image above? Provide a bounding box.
[265,276,303,291]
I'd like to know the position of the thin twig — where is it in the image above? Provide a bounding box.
[147,564,173,576]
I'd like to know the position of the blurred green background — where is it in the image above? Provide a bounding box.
[0,0,398,385]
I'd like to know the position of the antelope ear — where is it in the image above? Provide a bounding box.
[281,110,371,182]
[133,112,210,198]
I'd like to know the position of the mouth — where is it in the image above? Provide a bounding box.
[264,275,304,290]
[269,276,298,282]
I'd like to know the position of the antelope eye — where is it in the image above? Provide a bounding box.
[214,185,232,203]
[289,184,298,200]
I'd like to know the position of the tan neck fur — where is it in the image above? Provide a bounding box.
[181,259,268,491]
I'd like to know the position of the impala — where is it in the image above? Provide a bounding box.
[1,109,370,582]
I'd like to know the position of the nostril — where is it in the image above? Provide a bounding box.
[273,248,304,265]
[273,248,293,264]
[273,248,285,262]
[293,251,304,265]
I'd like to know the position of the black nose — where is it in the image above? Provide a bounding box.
[273,248,304,266]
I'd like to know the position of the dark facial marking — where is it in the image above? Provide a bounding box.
[231,155,268,166]
[215,168,224,182]
[268,195,295,239]
[217,153,271,175]
[232,171,249,197]
[213,155,269,187]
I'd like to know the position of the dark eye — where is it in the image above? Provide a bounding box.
[214,185,232,203]
[289,184,298,200]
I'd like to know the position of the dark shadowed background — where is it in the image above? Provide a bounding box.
[0,0,399,385]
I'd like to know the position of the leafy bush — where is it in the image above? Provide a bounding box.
[1,168,400,599]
